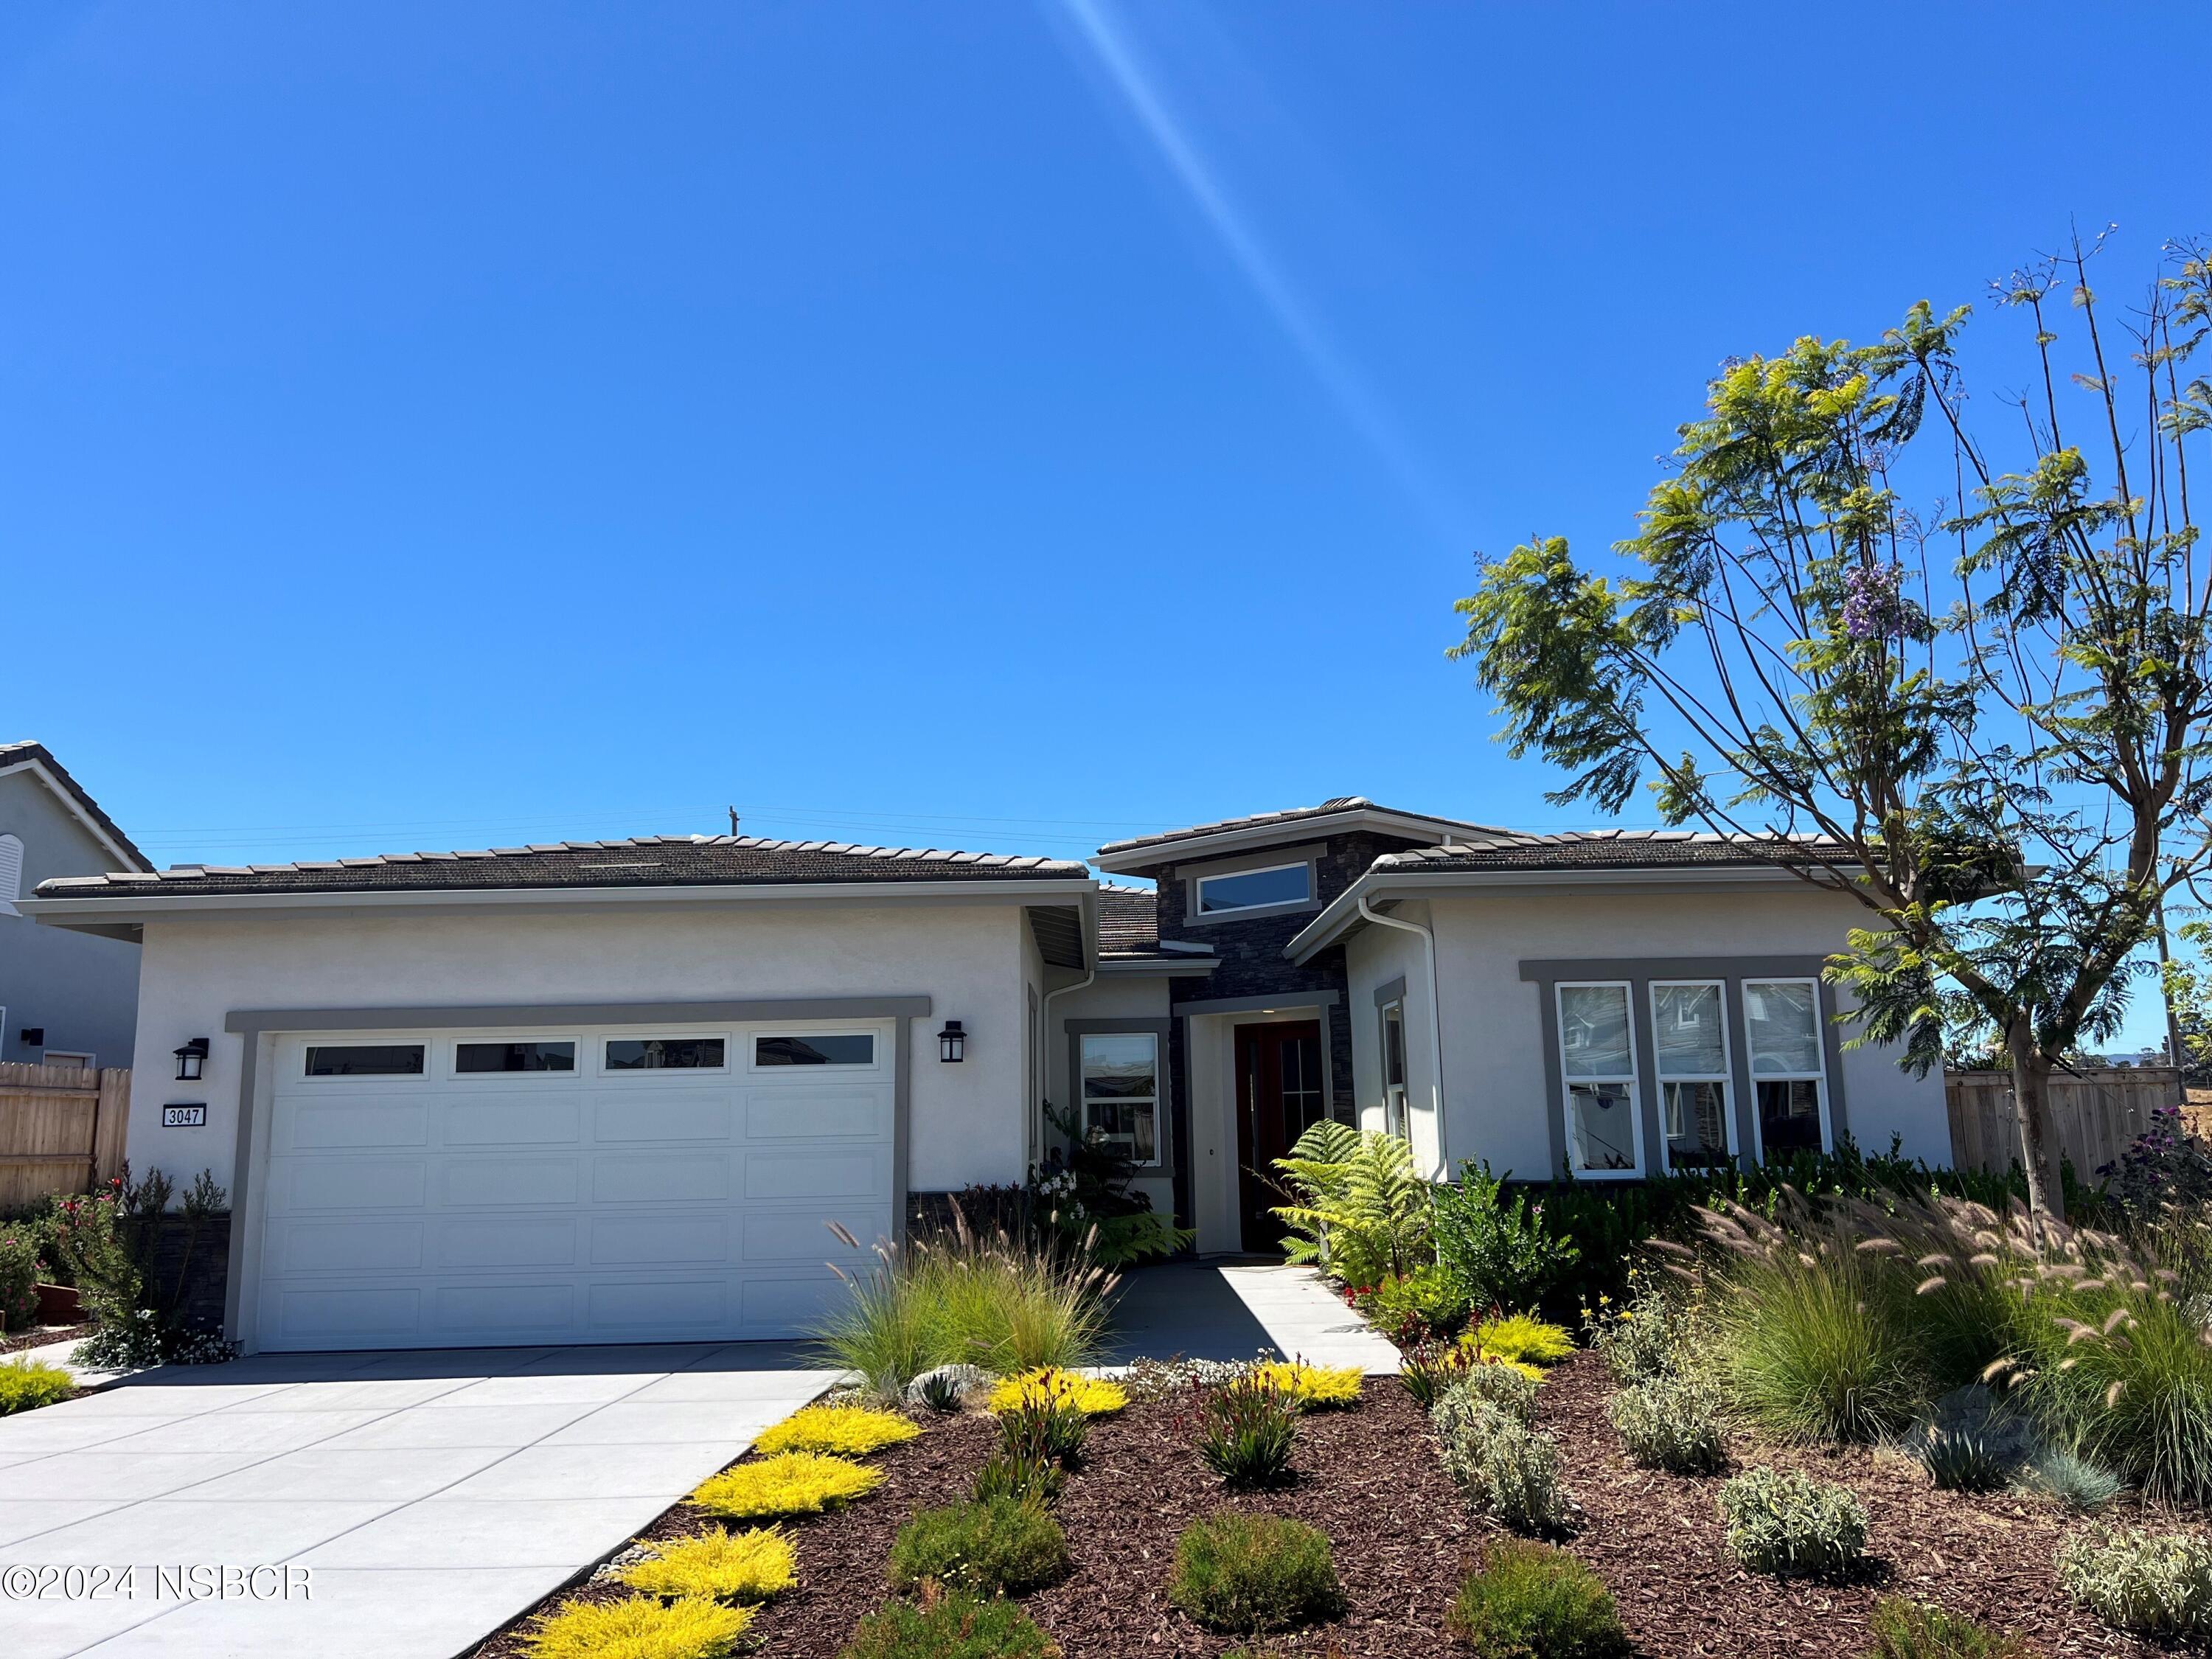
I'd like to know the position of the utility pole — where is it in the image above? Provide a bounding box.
[727,806,740,837]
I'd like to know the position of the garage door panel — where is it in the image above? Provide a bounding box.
[277,1099,431,1152]
[434,1216,579,1270]
[744,1147,888,1200]
[442,1098,583,1147]
[744,1085,886,1139]
[593,1092,734,1144]
[591,1152,731,1205]
[584,1278,726,1332]
[446,1155,581,1208]
[265,1218,425,1275]
[742,1205,887,1262]
[589,1215,728,1266]
[269,1156,428,1213]
[267,1285,422,1345]
[742,1275,844,1332]
[434,1282,576,1335]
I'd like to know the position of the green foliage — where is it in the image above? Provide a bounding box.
[1435,1363,1542,1429]
[1087,1211,1197,1267]
[0,1226,40,1333]
[1399,1338,1481,1410]
[1717,1467,1868,1579]
[1605,1371,1725,1475]
[1270,1121,1433,1284]
[1446,1538,1631,1659]
[970,1447,1062,1507]
[1433,1393,1571,1534]
[1354,1264,1469,1343]
[809,1210,1110,1394]
[48,1167,233,1363]
[1859,1597,2028,1659]
[1033,1099,1192,1266]
[838,1589,1062,1659]
[2056,1526,2212,1641]
[0,1360,74,1414]
[2022,1449,2121,1512]
[1582,1277,1696,1385]
[1168,1512,1343,1634]
[1194,1373,1298,1488]
[1433,1163,1581,1315]
[887,1495,1069,1598]
[993,1391,1088,1468]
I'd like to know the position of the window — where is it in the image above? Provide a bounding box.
[456,1041,574,1074]
[0,834,21,916]
[605,1037,726,1071]
[41,1051,92,1072]
[1557,983,1641,1175]
[755,1033,874,1067]
[1194,862,1311,915]
[1079,1033,1160,1166]
[1380,1001,1410,1138]
[1649,981,1732,1170]
[305,1044,425,1077]
[1742,978,1829,1155]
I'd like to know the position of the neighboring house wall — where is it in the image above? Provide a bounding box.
[126,902,1033,1200]
[0,771,139,1065]
[1344,885,1950,1180]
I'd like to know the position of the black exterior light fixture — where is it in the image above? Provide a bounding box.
[174,1037,211,1081]
[937,1020,966,1063]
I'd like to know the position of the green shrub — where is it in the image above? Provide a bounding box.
[1400,1338,1479,1409]
[0,1228,41,1333]
[1271,1121,1433,1284]
[2056,1526,2212,1641]
[1433,1162,1581,1315]
[1433,1366,1540,1435]
[1918,1428,2011,1494]
[0,1360,73,1414]
[1194,1374,1298,1488]
[1716,1467,1868,1578]
[1356,1263,1469,1342]
[1582,1278,1695,1385]
[2022,1449,2121,1512]
[811,1215,1110,1394]
[1169,1512,1343,1633]
[1435,1394,1571,1534]
[1859,1596,2027,1659]
[1446,1537,1629,1658]
[838,1589,1061,1659]
[995,1392,1088,1467]
[970,1448,1062,1506]
[1605,1371,1724,1475]
[887,1496,1069,1597]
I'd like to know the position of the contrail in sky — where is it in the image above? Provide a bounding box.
[1054,0,1461,535]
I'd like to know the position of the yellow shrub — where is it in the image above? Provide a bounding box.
[526,1594,751,1659]
[1472,1313,1573,1367]
[987,1366,1127,1416]
[1454,1338,1545,1382]
[619,1528,796,1604]
[1251,1361,1363,1410]
[0,1360,74,1416]
[753,1404,920,1458]
[692,1453,881,1521]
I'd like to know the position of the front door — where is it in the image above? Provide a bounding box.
[1234,1020,1324,1253]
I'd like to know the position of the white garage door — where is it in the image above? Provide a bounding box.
[252,1019,894,1352]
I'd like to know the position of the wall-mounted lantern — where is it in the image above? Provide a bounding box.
[174,1037,211,1081]
[937,1020,967,1063]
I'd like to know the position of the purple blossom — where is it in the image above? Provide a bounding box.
[1841,563,1909,642]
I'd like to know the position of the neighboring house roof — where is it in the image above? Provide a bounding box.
[1374,830,1852,872]
[0,741,152,873]
[1096,885,1160,954]
[1093,795,1514,872]
[34,833,1088,900]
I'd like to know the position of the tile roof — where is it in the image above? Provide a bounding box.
[1097,885,1160,954]
[0,741,151,872]
[34,833,1088,900]
[1375,829,1849,873]
[1097,796,1507,858]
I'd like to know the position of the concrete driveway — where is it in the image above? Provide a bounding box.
[0,1343,835,1659]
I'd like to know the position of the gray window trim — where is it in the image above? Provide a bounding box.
[1062,1016,1174,1178]
[1371,975,1408,1009]
[220,995,930,1350]
[1178,842,1326,928]
[1518,956,1848,1178]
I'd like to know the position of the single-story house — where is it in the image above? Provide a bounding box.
[23,795,1950,1354]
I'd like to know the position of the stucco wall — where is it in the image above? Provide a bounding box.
[1343,904,1440,1172]
[125,900,1033,1198]
[1049,972,1175,1217]
[1343,884,1952,1178]
[0,771,140,1065]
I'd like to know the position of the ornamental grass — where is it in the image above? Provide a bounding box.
[619,1528,796,1604]
[525,1595,752,1659]
[987,1366,1127,1416]
[754,1404,920,1458]
[692,1452,880,1521]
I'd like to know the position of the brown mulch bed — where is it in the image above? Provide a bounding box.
[467,1360,2169,1658]
[0,1322,91,1357]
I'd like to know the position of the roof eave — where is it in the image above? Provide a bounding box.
[1093,809,1513,874]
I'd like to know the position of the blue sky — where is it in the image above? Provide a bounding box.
[3,4,2205,1042]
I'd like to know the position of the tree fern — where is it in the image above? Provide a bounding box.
[1270,1122,1432,1284]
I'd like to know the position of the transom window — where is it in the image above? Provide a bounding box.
[755,1033,874,1067]
[305,1043,424,1077]
[1649,981,1731,1171]
[456,1041,575,1074]
[1080,1032,1160,1166]
[1743,979,1828,1155]
[1557,983,1640,1175]
[1194,862,1312,914]
[605,1037,726,1071]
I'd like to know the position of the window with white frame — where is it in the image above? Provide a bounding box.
[1079,1032,1160,1166]
[1557,982,1641,1174]
[1742,978,1829,1155]
[1650,981,1732,1170]
[0,834,21,916]
[1380,1000,1410,1138]
[1193,862,1311,915]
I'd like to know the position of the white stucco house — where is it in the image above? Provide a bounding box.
[22,796,1951,1354]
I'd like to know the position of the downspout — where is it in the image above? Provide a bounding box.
[1357,891,1451,1178]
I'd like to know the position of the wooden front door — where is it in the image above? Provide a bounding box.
[1234,1020,1324,1253]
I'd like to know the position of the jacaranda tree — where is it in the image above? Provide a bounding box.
[1451,230,2212,1221]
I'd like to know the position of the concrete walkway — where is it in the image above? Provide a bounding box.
[0,1342,834,1659]
[1099,1261,1399,1373]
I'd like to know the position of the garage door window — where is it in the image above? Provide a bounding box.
[456,1041,576,1074]
[755,1034,874,1067]
[305,1043,425,1077]
[605,1037,726,1071]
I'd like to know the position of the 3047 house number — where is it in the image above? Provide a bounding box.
[161,1105,208,1128]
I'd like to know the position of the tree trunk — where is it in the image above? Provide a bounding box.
[2007,1037,2067,1225]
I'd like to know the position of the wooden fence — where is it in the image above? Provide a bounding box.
[0,1062,131,1211]
[1944,1066,2179,1178]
